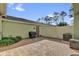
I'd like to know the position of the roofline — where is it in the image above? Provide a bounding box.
[2,15,55,26]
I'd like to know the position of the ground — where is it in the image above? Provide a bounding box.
[0,39,33,52]
[0,37,79,55]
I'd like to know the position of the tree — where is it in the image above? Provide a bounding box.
[37,18,41,22]
[60,11,67,23]
[44,16,49,24]
[37,11,67,25]
[69,8,74,26]
[69,8,74,18]
[52,12,60,25]
[52,11,67,25]
[44,16,53,24]
[57,22,68,26]
[37,16,53,24]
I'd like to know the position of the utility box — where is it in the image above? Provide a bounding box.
[29,31,37,38]
[63,33,72,41]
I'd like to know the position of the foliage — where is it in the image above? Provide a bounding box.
[2,37,9,40]
[57,22,68,26]
[0,36,22,46]
[60,11,67,16]
[0,39,15,46]
[69,8,74,18]
[52,12,60,25]
[37,11,67,25]
[15,36,22,42]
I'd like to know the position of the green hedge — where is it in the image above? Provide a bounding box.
[0,39,15,46]
[15,36,22,42]
[0,36,22,46]
[57,22,68,26]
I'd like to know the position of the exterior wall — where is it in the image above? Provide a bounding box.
[2,19,74,39]
[1,18,73,39]
[0,17,2,39]
[2,19,36,38]
[2,18,74,39]
[73,3,79,39]
[39,26,73,39]
[39,26,57,38]
[56,26,74,39]
[0,3,6,39]
[0,3,6,16]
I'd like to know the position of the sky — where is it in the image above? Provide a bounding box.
[7,3,73,25]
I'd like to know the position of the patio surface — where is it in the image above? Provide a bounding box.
[0,39,79,56]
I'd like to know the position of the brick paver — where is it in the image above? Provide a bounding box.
[0,40,79,56]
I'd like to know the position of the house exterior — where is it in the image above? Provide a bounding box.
[0,3,6,39]
[2,16,55,39]
[73,3,79,39]
[0,3,74,40]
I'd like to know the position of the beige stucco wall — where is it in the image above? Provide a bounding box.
[0,17,2,39]
[39,26,73,39]
[0,3,6,39]
[0,3,6,16]
[39,26,57,38]
[56,26,74,39]
[73,3,79,39]
[1,18,74,39]
[2,19,36,38]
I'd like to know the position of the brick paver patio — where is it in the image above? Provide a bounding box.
[0,39,79,56]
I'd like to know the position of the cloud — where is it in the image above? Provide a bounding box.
[69,17,74,20]
[8,3,25,12]
[48,14,53,17]
[15,4,25,11]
